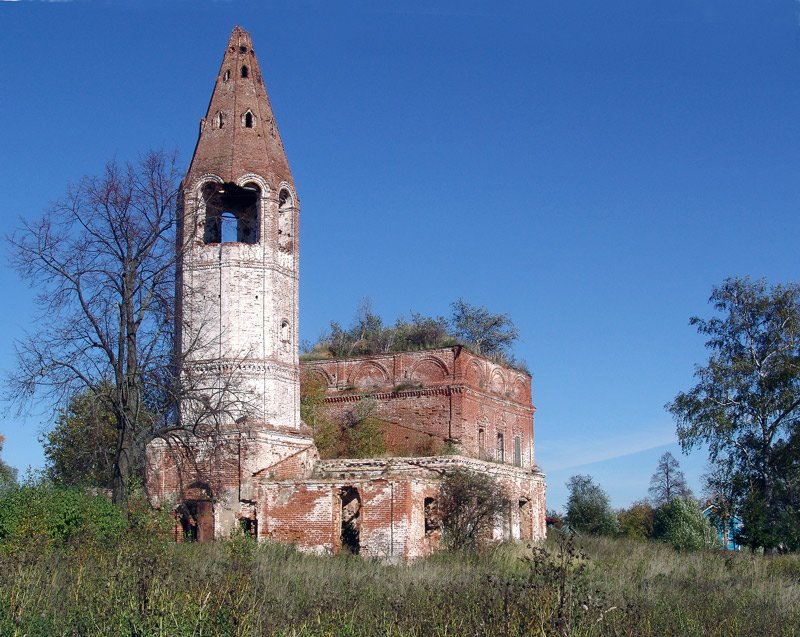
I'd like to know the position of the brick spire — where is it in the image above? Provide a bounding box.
[185,26,293,190]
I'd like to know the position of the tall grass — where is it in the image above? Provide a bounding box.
[582,534,800,636]
[1,529,799,636]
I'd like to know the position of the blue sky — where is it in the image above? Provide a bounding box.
[1,1,798,511]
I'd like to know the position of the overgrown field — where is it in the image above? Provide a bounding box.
[2,525,800,637]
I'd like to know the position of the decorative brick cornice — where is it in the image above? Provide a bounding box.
[323,386,461,403]
[184,358,299,380]
[312,454,545,481]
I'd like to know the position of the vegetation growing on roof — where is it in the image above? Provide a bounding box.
[302,297,528,372]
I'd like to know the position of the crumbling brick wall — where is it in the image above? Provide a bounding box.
[257,456,546,560]
[301,347,536,466]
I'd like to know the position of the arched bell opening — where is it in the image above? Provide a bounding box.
[277,188,295,253]
[202,181,260,244]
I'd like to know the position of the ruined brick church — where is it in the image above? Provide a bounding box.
[146,26,546,560]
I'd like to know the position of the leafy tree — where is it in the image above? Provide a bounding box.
[667,277,800,551]
[648,451,692,506]
[652,497,717,551]
[393,312,452,352]
[565,474,618,536]
[0,436,17,493]
[315,398,386,459]
[307,299,521,367]
[439,468,510,550]
[449,298,519,358]
[617,500,654,541]
[41,386,119,489]
[7,151,253,506]
[326,298,387,357]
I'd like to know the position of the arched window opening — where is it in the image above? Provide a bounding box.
[513,436,521,467]
[278,188,294,253]
[244,111,253,128]
[280,319,290,343]
[241,65,249,79]
[478,428,486,459]
[215,111,224,129]
[202,182,260,245]
[496,432,505,463]
[239,45,248,54]
[222,69,230,82]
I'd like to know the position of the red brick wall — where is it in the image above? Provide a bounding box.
[302,347,537,468]
[257,456,546,560]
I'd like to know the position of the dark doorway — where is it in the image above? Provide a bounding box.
[340,486,361,554]
[179,500,214,543]
[424,497,440,536]
[240,516,258,539]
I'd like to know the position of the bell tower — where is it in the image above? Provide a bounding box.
[172,26,311,530]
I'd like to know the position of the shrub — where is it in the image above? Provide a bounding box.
[0,479,126,550]
[439,468,510,550]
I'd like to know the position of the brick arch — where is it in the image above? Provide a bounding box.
[236,173,271,196]
[190,173,223,198]
[490,369,506,394]
[277,180,299,207]
[183,480,213,502]
[465,360,484,387]
[512,378,529,401]
[349,361,389,388]
[307,366,333,388]
[409,356,449,383]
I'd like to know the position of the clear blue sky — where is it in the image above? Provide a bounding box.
[1,1,798,511]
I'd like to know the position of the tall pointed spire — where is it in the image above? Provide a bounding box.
[185,26,293,190]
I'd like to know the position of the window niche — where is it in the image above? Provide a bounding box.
[202,182,260,245]
[513,436,521,467]
[241,65,249,79]
[496,432,505,463]
[277,188,294,253]
[280,319,291,347]
[244,111,254,128]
